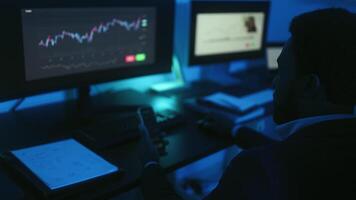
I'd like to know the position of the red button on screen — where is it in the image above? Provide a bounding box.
[125,55,136,63]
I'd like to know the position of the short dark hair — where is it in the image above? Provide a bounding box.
[290,8,356,106]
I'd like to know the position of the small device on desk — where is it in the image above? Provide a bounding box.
[138,107,170,155]
[137,107,162,139]
[0,139,120,199]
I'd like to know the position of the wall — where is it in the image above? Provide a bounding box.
[268,0,356,41]
[1,0,356,113]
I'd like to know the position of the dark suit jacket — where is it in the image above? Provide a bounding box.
[141,118,356,200]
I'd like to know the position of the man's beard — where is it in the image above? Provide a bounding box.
[273,91,300,125]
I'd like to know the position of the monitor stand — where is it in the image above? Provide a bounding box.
[76,85,91,116]
[74,85,149,117]
[200,63,240,86]
[150,55,186,93]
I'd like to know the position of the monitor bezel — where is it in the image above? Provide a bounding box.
[188,1,270,66]
[0,0,174,102]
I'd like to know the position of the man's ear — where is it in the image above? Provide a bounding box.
[297,74,321,97]
[305,74,320,92]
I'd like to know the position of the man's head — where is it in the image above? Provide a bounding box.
[273,8,356,124]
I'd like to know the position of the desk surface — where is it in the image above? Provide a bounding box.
[0,84,275,200]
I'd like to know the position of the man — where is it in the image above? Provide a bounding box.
[140,8,356,200]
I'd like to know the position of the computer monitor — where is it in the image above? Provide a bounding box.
[0,0,174,102]
[266,42,284,71]
[189,1,270,65]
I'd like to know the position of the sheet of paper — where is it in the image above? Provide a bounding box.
[11,139,118,190]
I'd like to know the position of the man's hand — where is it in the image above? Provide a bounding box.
[137,108,160,167]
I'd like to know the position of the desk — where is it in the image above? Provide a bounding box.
[0,84,275,200]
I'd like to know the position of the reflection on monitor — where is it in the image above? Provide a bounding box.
[267,46,283,70]
[21,7,156,81]
[194,12,265,56]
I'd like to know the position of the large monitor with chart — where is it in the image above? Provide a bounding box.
[189,1,270,65]
[0,0,174,102]
[22,7,156,81]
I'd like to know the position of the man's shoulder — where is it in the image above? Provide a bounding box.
[289,117,356,140]
[223,118,356,199]
[236,117,356,178]
[230,117,356,169]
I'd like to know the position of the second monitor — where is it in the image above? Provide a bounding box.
[189,1,270,65]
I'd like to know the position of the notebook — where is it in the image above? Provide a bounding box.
[200,88,274,114]
[11,139,119,190]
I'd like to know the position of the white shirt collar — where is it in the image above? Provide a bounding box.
[277,107,356,140]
